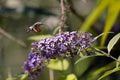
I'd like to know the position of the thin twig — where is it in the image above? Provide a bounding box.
[0,27,26,47]
[67,0,85,21]
[59,0,67,34]
[94,47,120,63]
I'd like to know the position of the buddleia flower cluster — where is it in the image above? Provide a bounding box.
[23,31,95,80]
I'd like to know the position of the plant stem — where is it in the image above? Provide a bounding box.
[49,69,54,80]
[59,0,67,34]
[94,47,119,63]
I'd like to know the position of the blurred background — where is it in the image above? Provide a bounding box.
[0,0,120,80]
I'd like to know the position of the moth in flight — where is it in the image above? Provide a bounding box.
[27,22,43,32]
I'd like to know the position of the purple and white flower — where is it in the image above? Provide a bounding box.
[23,31,95,80]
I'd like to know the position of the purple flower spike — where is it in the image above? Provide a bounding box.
[23,31,95,80]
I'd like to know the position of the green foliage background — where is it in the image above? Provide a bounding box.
[0,0,120,80]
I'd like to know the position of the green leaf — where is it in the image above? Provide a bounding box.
[107,33,120,54]
[75,52,105,64]
[74,56,95,76]
[101,0,120,46]
[66,74,77,80]
[28,34,51,41]
[74,52,106,77]
[98,68,120,80]
[116,56,120,68]
[79,0,109,32]
[91,61,115,77]
[88,61,116,80]
[47,59,69,71]
[94,32,114,40]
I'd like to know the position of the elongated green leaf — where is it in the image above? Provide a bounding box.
[101,0,120,46]
[107,33,120,54]
[98,68,120,80]
[88,61,115,80]
[28,35,51,41]
[75,56,92,64]
[80,0,109,32]
[74,55,95,76]
[91,61,115,76]
[75,52,105,64]
[111,0,120,9]
[116,56,120,68]
[47,59,69,71]
[94,32,114,40]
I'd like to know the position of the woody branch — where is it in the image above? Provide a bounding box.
[59,0,67,34]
